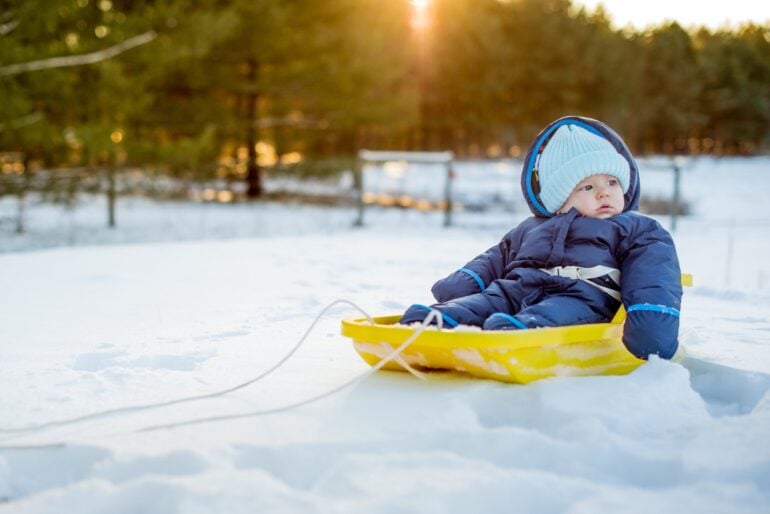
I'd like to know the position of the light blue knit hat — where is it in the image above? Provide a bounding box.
[537,124,630,213]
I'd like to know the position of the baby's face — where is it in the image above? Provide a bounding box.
[558,174,625,219]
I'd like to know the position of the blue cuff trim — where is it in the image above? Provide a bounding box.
[412,304,459,328]
[489,312,528,329]
[627,303,680,318]
[459,268,486,291]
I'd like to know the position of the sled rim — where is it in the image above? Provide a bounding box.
[341,314,623,350]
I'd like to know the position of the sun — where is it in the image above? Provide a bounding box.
[410,0,431,30]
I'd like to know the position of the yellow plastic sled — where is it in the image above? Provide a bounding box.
[341,274,693,384]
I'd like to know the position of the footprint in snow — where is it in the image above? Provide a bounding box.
[70,349,215,372]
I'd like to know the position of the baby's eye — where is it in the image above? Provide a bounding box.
[608,179,618,186]
[579,185,593,192]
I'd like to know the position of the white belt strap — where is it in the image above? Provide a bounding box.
[539,265,621,301]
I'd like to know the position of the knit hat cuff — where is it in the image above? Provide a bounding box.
[539,150,630,213]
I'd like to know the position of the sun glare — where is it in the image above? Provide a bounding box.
[410,0,431,30]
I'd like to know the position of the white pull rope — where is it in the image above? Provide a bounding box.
[137,309,442,433]
[0,299,374,437]
[0,301,441,448]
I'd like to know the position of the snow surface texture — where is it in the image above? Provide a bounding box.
[1,157,769,513]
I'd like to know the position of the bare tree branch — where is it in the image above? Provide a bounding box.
[0,112,43,132]
[0,18,20,36]
[0,30,157,77]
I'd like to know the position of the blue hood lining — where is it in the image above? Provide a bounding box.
[521,116,640,217]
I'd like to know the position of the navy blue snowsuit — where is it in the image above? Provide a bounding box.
[400,116,682,360]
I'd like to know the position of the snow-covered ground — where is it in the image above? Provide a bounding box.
[1,157,769,513]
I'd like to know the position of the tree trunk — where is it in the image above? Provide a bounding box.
[245,58,262,198]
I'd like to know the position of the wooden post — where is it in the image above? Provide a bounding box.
[107,162,116,228]
[444,161,453,227]
[15,186,26,234]
[15,155,28,234]
[671,159,681,232]
[354,156,365,227]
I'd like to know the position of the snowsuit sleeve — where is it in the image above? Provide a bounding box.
[431,224,524,303]
[619,218,682,359]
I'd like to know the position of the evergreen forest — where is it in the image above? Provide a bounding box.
[1,0,769,198]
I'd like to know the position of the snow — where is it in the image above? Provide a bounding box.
[1,156,770,513]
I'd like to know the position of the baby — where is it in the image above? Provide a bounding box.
[400,116,682,360]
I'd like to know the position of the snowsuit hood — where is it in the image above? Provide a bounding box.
[521,116,641,217]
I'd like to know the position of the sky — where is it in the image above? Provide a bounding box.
[576,0,769,29]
